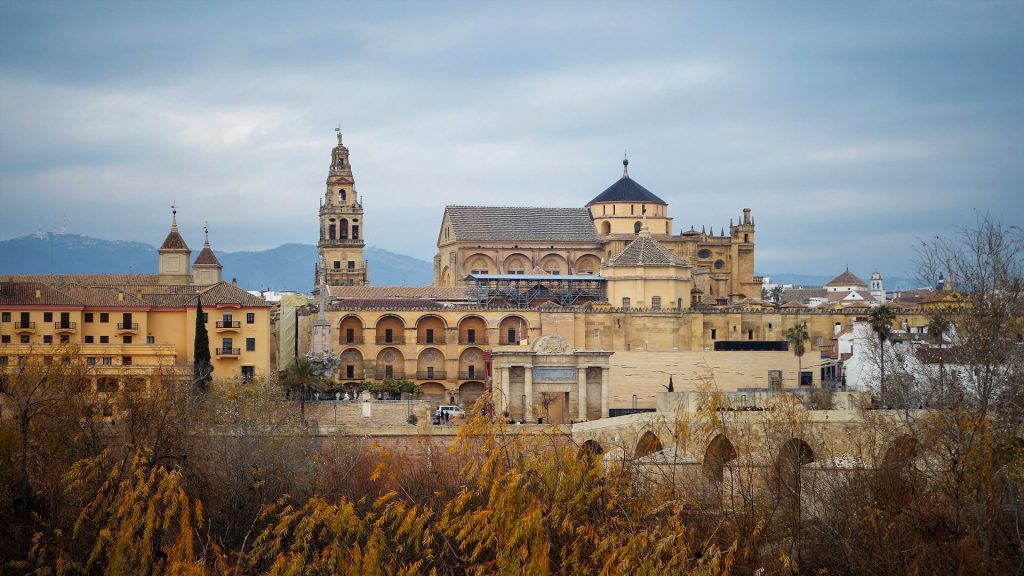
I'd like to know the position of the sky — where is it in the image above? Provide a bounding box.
[1,1,1022,281]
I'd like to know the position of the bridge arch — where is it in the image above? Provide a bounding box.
[635,430,664,459]
[774,438,815,499]
[703,434,738,482]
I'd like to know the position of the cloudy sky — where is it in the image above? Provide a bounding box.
[1,1,1021,281]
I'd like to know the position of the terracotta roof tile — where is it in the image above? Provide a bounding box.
[0,282,81,306]
[326,285,469,300]
[607,234,686,267]
[160,228,190,251]
[825,269,867,287]
[445,206,601,243]
[194,245,221,266]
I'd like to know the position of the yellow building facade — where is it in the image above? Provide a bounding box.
[0,214,273,393]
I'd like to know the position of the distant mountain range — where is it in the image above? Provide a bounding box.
[0,233,929,293]
[0,233,434,292]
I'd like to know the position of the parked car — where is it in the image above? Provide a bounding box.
[435,405,466,419]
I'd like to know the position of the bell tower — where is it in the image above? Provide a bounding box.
[316,128,368,288]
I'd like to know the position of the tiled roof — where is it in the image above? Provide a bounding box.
[194,282,271,307]
[782,288,828,303]
[61,284,150,307]
[0,275,268,308]
[445,206,601,243]
[607,233,686,267]
[587,172,667,206]
[160,228,190,251]
[194,245,221,266]
[781,300,808,308]
[825,269,867,287]
[0,282,81,306]
[8,274,165,286]
[326,285,469,300]
[331,298,443,309]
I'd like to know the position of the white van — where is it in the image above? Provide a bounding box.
[435,405,465,419]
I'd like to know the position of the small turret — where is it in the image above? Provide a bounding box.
[193,225,223,286]
[158,205,192,285]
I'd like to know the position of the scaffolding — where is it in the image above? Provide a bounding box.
[465,274,606,308]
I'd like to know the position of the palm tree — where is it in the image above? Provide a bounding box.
[868,304,897,405]
[785,322,810,387]
[280,357,321,422]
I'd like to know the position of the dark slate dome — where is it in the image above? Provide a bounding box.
[586,160,667,206]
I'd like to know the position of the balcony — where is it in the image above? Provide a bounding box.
[375,337,405,345]
[340,336,364,345]
[339,372,365,381]
[417,337,446,345]
[459,337,488,345]
[53,321,77,334]
[317,238,364,248]
[216,320,241,332]
[14,321,36,333]
[416,370,447,380]
[116,322,139,335]
[458,370,483,380]
[373,370,406,380]
[215,347,240,358]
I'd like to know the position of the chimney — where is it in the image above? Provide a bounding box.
[117,291,124,302]
[232,277,237,287]
[35,289,41,299]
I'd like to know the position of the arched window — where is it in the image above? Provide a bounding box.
[352,225,359,240]
[338,188,346,202]
[328,220,336,240]
[634,221,642,234]
[601,221,611,235]
[339,219,349,239]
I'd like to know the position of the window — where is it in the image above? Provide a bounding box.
[147,336,155,344]
[651,296,661,311]
[86,357,96,366]
[1,312,9,322]
[593,328,600,338]
[507,328,516,343]
[84,312,93,323]
[345,328,355,343]
[246,313,255,324]
[123,335,132,344]
[426,366,435,378]
[347,261,355,270]
[815,336,824,347]
[466,328,476,343]
[426,328,434,344]
[102,357,112,365]
[768,323,773,330]
[43,335,53,344]
[0,356,6,365]
[622,297,631,310]
[246,338,255,352]
[241,366,255,381]
[385,328,393,343]
[468,365,476,378]
[748,330,754,340]
[710,329,717,340]
[634,221,642,234]
[122,356,132,366]
[100,336,109,344]
[385,365,393,378]
[60,334,70,344]
[222,313,232,324]
[85,336,94,343]
[334,261,341,270]
[100,313,109,323]
[222,338,233,351]
[0,335,8,344]
[744,234,749,243]
[44,312,53,322]
[346,365,355,378]
[713,260,725,270]
[201,312,208,323]
[20,335,30,344]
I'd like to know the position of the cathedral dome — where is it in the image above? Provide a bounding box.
[586,159,667,206]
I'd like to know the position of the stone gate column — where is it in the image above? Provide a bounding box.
[600,367,610,418]
[524,365,534,421]
[577,367,588,421]
[499,367,511,416]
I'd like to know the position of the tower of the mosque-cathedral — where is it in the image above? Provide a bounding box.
[316,129,368,288]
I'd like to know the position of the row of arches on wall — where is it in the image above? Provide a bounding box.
[332,379,487,405]
[326,217,359,240]
[339,314,529,346]
[462,253,602,276]
[579,432,951,505]
[337,346,488,381]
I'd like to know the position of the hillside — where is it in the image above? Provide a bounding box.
[0,233,433,292]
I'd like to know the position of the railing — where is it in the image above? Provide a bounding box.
[340,336,364,344]
[459,337,488,344]
[340,372,365,381]
[15,321,36,330]
[216,320,241,329]
[375,337,405,345]
[417,337,446,345]
[458,370,482,380]
[499,338,523,345]
[416,370,447,380]
[317,238,363,247]
[54,321,77,331]
[117,322,139,331]
[373,370,406,379]
[216,348,240,356]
